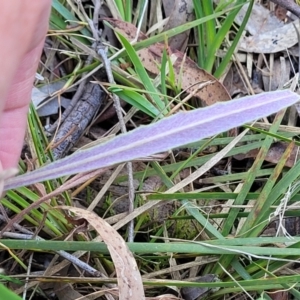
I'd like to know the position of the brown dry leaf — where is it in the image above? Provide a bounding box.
[274,5,288,21]
[268,290,288,300]
[106,18,230,106]
[162,0,174,16]
[239,20,299,53]
[233,142,299,168]
[222,64,249,96]
[235,2,285,36]
[235,2,298,53]
[54,266,84,300]
[162,0,194,51]
[60,206,145,300]
[181,274,219,300]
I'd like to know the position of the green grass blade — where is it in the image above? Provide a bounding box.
[160,44,168,105]
[124,0,132,22]
[192,0,205,66]
[213,109,286,275]
[0,285,22,300]
[238,142,294,237]
[113,0,125,20]
[105,3,243,60]
[52,0,91,36]
[214,0,254,78]
[204,0,246,73]
[221,110,286,236]
[202,1,216,47]
[116,32,167,115]
[111,89,160,117]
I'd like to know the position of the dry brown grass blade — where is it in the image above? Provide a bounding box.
[59,206,145,300]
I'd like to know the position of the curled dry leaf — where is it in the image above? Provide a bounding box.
[60,206,145,300]
[105,18,231,106]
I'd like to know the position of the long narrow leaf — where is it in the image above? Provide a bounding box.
[4,90,299,191]
[117,33,166,114]
[51,0,91,37]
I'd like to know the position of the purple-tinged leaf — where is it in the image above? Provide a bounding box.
[4,90,299,191]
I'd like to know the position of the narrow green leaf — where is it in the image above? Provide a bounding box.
[116,32,167,114]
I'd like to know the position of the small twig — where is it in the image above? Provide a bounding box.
[0,203,10,224]
[97,47,136,242]
[92,0,102,38]
[62,38,131,94]
[0,214,32,234]
[22,253,33,300]
[270,0,300,18]
[77,0,102,42]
